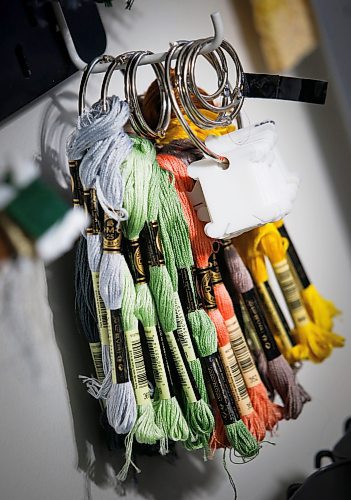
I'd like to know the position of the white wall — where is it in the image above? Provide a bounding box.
[0,1,350,499]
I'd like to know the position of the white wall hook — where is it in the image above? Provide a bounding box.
[52,2,224,73]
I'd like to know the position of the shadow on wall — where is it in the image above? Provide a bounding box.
[40,94,221,500]
[295,49,351,244]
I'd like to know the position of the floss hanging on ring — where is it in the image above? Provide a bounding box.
[186,121,300,240]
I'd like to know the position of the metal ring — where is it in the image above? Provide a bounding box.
[78,54,114,115]
[174,40,230,129]
[124,51,171,139]
[175,40,232,128]
[179,39,244,127]
[187,44,235,119]
[177,39,229,112]
[100,51,135,113]
[164,42,228,164]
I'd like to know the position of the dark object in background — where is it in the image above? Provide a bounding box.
[315,418,351,468]
[0,0,106,123]
[287,461,351,500]
[287,418,351,499]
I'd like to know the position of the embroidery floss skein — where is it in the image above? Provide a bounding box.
[99,216,137,435]
[79,188,113,400]
[157,168,214,407]
[66,95,132,392]
[239,301,276,401]
[67,161,111,398]
[155,165,230,451]
[254,223,344,363]
[275,221,340,331]
[221,240,310,420]
[210,252,282,432]
[117,257,164,481]
[121,136,189,453]
[157,153,259,457]
[75,236,105,389]
[67,95,132,218]
[235,233,299,363]
[143,158,215,449]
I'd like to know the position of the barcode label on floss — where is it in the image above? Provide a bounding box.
[273,260,309,327]
[144,326,171,401]
[225,317,259,389]
[219,343,253,416]
[126,330,151,404]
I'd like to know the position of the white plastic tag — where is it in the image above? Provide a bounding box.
[187,121,299,239]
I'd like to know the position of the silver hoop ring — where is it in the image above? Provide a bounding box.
[79,54,114,115]
[174,40,230,129]
[165,42,228,164]
[177,39,244,127]
[124,51,171,139]
[100,52,135,113]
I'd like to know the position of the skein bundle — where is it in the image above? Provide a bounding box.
[275,221,340,331]
[157,153,259,457]
[141,155,215,451]
[251,223,344,363]
[235,232,297,363]
[155,165,231,451]
[221,240,310,420]
[66,95,132,401]
[154,133,280,436]
[210,252,283,432]
[121,136,189,454]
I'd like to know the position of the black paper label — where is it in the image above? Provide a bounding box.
[196,266,216,311]
[126,238,147,284]
[143,325,171,400]
[242,289,281,361]
[209,253,223,286]
[202,352,239,425]
[103,216,122,253]
[110,309,129,384]
[264,280,296,346]
[156,325,175,398]
[143,221,165,268]
[278,224,310,289]
[191,266,203,310]
[177,268,197,314]
[243,73,328,105]
[166,330,200,403]
[150,221,165,265]
[84,189,100,236]
[68,159,84,207]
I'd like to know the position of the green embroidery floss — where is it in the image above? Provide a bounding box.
[156,162,217,359]
[142,155,215,449]
[155,167,215,449]
[117,257,164,481]
[121,136,189,453]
